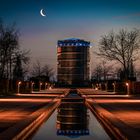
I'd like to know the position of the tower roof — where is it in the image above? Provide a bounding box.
[58,38,90,47]
[63,38,81,41]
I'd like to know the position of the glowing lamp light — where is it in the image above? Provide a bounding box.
[17,81,22,94]
[126,82,130,95]
[18,81,21,85]
[45,82,48,90]
[95,87,98,90]
[126,82,129,86]
[31,82,34,93]
[39,82,43,91]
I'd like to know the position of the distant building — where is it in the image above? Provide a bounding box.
[57,38,90,86]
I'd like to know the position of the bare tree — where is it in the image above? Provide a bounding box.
[91,60,113,81]
[101,60,114,80]
[42,64,54,79]
[31,60,54,81]
[91,64,102,82]
[0,20,19,79]
[31,60,43,78]
[0,19,30,93]
[13,50,30,81]
[97,28,140,80]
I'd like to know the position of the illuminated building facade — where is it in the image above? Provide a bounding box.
[57,38,90,86]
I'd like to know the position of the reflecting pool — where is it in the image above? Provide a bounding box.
[31,93,110,140]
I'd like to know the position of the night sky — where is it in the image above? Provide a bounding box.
[0,0,140,73]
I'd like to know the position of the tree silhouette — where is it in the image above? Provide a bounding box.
[0,19,19,79]
[97,29,140,80]
[0,19,30,93]
[31,60,54,82]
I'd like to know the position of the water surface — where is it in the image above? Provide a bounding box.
[31,109,110,140]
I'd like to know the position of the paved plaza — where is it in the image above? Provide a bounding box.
[0,89,68,140]
[79,88,140,140]
[0,88,139,140]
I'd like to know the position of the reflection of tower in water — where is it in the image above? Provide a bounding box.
[56,90,89,136]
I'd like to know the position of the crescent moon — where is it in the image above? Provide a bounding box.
[40,9,46,17]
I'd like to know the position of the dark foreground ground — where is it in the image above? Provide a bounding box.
[0,89,69,140]
[78,88,140,140]
[0,88,140,140]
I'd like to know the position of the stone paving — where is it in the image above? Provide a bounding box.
[79,88,140,140]
[0,89,68,140]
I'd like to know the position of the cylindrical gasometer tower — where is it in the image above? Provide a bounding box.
[57,38,90,86]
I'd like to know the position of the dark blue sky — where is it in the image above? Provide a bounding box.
[0,0,140,70]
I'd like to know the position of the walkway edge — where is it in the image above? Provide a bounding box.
[12,90,70,140]
[14,100,60,140]
[86,101,128,140]
[0,100,60,140]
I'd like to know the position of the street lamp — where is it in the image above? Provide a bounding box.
[31,82,34,93]
[105,83,108,91]
[49,86,52,90]
[45,82,48,90]
[126,82,130,95]
[112,82,116,93]
[17,81,21,94]
[39,82,42,91]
